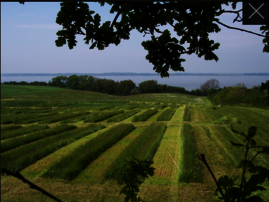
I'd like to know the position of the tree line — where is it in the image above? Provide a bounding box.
[3,74,210,96]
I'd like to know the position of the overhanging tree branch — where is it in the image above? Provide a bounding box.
[2,168,63,202]
[214,18,268,38]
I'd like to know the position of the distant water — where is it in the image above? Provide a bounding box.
[1,75,268,91]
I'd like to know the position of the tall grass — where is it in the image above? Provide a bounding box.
[1,125,22,132]
[1,124,77,153]
[40,112,90,124]
[157,109,176,121]
[105,123,166,179]
[107,110,140,122]
[154,104,168,110]
[132,109,158,122]
[42,123,135,180]
[169,103,179,109]
[178,123,202,183]
[84,110,124,123]
[1,124,105,174]
[1,124,50,140]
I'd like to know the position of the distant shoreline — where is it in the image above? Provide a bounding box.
[2,73,269,76]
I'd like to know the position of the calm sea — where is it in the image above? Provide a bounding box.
[1,75,268,91]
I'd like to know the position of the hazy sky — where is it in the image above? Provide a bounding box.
[1,2,268,74]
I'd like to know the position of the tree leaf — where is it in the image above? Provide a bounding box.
[247,126,257,139]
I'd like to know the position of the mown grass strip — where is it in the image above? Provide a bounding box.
[183,104,191,121]
[84,110,124,123]
[105,123,166,179]
[40,112,90,124]
[1,125,22,132]
[1,124,77,153]
[107,110,140,122]
[132,109,158,122]
[178,123,202,183]
[42,123,135,180]
[1,124,105,174]
[1,124,49,140]
[157,109,176,121]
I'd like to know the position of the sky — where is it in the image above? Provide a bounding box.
[1,2,268,74]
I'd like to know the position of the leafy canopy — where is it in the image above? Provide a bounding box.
[20,1,269,77]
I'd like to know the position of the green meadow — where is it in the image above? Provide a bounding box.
[1,84,71,96]
[1,85,269,202]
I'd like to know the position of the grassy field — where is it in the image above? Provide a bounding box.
[1,85,269,202]
[1,84,72,96]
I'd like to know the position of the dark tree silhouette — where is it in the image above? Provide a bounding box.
[19,1,269,78]
[200,78,220,93]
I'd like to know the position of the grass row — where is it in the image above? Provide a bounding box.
[183,104,191,121]
[105,123,166,179]
[42,123,135,180]
[1,124,77,153]
[1,124,105,174]
[154,104,168,110]
[106,110,140,122]
[1,112,59,125]
[1,124,50,140]
[178,123,202,183]
[60,112,99,124]
[1,125,22,132]
[169,103,179,109]
[132,109,158,122]
[84,110,124,123]
[157,109,176,121]
[40,112,90,124]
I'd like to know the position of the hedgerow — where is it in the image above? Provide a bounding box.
[1,124,77,153]
[1,124,105,174]
[42,123,135,180]
[105,123,166,179]
[1,124,50,140]
[107,110,140,122]
[84,110,124,123]
[132,109,158,122]
[157,108,176,121]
